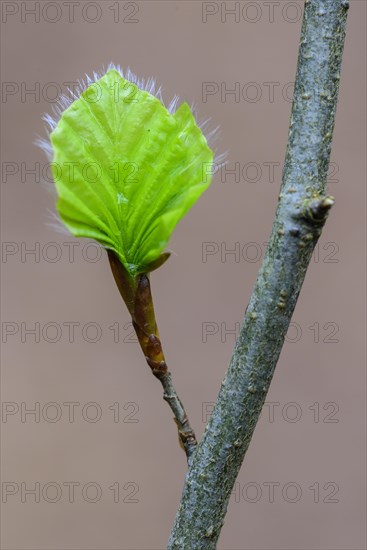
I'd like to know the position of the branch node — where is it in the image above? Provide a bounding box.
[300,195,335,226]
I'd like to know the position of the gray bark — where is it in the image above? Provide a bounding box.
[168,0,349,547]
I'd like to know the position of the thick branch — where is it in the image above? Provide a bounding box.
[168,0,349,547]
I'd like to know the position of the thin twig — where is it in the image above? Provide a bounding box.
[155,370,197,459]
[108,250,197,461]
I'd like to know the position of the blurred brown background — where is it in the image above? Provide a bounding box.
[1,1,366,549]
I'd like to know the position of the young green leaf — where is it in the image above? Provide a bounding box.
[45,68,216,276]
